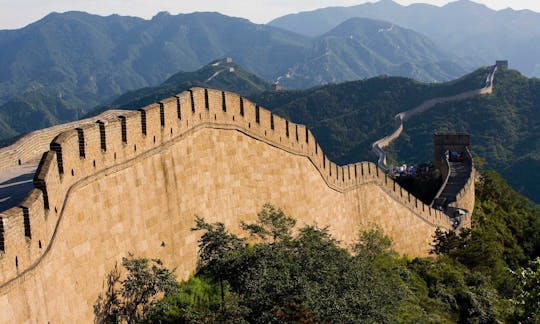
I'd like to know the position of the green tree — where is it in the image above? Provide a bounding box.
[191,216,245,309]
[94,255,178,323]
[511,257,540,322]
[241,203,296,243]
[430,227,472,256]
[353,225,395,260]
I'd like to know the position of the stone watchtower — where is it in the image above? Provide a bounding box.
[432,132,475,227]
[433,132,471,171]
[495,60,508,69]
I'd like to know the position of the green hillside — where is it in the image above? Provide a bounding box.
[0,91,79,141]
[88,59,272,116]
[391,68,540,202]
[250,68,487,164]
[250,68,540,203]
[276,17,467,89]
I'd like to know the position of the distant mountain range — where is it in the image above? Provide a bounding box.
[0,11,309,111]
[276,17,467,89]
[269,0,540,78]
[0,11,468,131]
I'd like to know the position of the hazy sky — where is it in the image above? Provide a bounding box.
[0,0,538,30]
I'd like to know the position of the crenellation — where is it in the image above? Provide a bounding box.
[33,151,57,211]
[0,207,27,282]
[80,123,105,172]
[52,130,83,185]
[190,87,206,112]
[161,97,179,130]
[223,91,241,121]
[140,103,163,147]
[176,91,192,122]
[258,107,272,135]
[221,91,227,112]
[271,113,286,143]
[20,190,48,259]
[242,99,257,130]
[296,124,307,152]
[105,119,126,164]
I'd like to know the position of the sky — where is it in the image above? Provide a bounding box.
[0,0,539,30]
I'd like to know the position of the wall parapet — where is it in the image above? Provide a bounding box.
[0,110,127,171]
[0,87,453,288]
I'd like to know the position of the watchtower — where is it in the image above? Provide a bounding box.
[271,82,282,91]
[495,60,508,69]
[433,132,471,170]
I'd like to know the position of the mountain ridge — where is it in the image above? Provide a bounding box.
[0,11,468,142]
[269,0,540,77]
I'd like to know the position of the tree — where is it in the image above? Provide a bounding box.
[240,203,296,243]
[511,257,540,322]
[94,254,178,323]
[191,216,245,309]
[430,227,471,256]
[353,226,395,260]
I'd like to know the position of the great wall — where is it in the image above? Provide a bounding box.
[0,84,478,321]
[372,64,497,170]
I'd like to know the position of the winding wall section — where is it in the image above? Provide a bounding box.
[372,65,497,170]
[0,88,452,322]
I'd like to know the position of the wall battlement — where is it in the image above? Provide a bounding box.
[0,87,456,322]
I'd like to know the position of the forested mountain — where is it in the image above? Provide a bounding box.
[0,11,468,143]
[391,69,540,202]
[249,68,540,203]
[249,68,488,165]
[0,11,309,113]
[89,58,272,116]
[0,92,79,142]
[277,17,467,89]
[269,0,540,77]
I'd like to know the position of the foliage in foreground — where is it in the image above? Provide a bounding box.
[96,171,540,323]
[94,255,178,323]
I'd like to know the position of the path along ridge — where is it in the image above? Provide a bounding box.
[372,66,497,170]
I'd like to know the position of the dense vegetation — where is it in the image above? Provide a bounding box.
[249,67,487,165]
[96,171,540,323]
[392,69,540,202]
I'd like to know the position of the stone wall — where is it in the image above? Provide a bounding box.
[0,110,126,169]
[450,148,476,228]
[0,88,454,322]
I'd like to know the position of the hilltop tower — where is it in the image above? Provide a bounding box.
[495,60,508,69]
[433,132,471,171]
[432,132,474,227]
